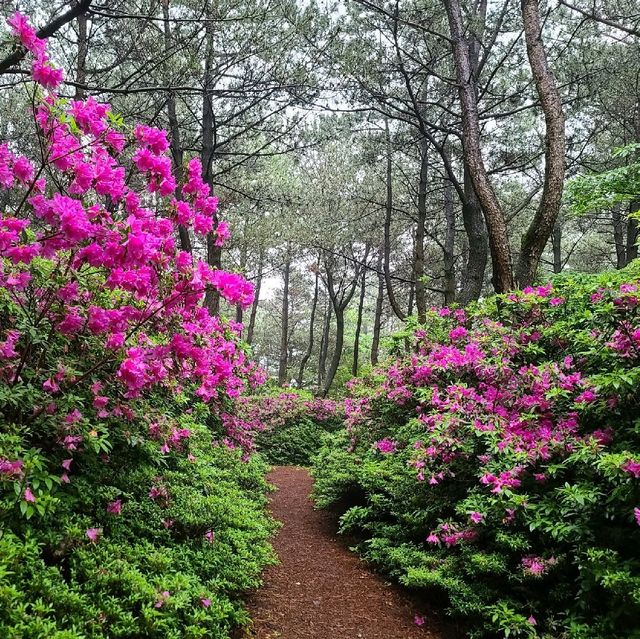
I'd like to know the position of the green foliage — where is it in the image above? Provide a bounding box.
[0,417,276,639]
[312,264,640,639]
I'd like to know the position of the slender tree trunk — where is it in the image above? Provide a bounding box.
[246,247,264,345]
[515,0,566,287]
[236,239,248,325]
[371,249,384,366]
[322,307,344,398]
[414,141,428,322]
[627,202,639,264]
[444,180,457,305]
[552,218,562,273]
[318,299,332,391]
[457,166,488,304]
[352,268,367,376]
[444,0,514,292]
[74,6,87,99]
[278,254,291,386]
[162,0,192,254]
[298,265,319,389]
[613,206,627,269]
[201,9,221,314]
[384,119,407,319]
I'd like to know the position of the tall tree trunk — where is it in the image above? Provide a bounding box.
[613,206,627,269]
[384,119,407,319]
[414,141,428,322]
[235,239,248,325]
[246,247,264,345]
[457,166,488,304]
[321,307,344,398]
[162,0,192,254]
[444,180,457,305]
[74,5,87,99]
[515,0,566,287]
[371,249,384,366]
[444,0,514,293]
[201,9,221,314]
[278,254,291,386]
[297,265,319,389]
[627,202,639,264]
[318,299,332,391]
[352,268,367,376]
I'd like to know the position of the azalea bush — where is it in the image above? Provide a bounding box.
[0,14,273,638]
[313,264,640,639]
[236,391,343,465]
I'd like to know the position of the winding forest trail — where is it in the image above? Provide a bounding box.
[244,466,448,639]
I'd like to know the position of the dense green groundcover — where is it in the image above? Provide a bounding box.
[0,402,276,639]
[312,264,640,639]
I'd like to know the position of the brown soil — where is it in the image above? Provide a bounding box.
[243,466,451,639]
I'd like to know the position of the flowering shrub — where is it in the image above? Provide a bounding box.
[0,14,273,637]
[313,264,640,639]
[236,391,343,465]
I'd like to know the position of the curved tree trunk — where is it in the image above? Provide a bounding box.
[515,0,566,287]
[444,0,514,293]
[414,141,428,322]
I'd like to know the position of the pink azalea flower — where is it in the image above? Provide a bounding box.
[200,597,212,608]
[414,614,425,626]
[469,511,484,524]
[23,487,36,503]
[85,527,101,543]
[634,508,640,526]
[204,530,215,543]
[107,499,122,515]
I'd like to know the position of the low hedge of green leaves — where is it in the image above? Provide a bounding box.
[312,264,640,639]
[0,399,276,639]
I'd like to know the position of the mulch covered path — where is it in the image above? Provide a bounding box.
[243,466,451,639]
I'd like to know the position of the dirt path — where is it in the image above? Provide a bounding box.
[244,466,448,639]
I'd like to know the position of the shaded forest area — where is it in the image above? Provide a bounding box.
[1,0,639,394]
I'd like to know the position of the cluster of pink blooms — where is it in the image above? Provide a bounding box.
[344,277,640,551]
[0,14,268,526]
[235,392,343,433]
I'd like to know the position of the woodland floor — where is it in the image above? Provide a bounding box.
[243,466,453,639]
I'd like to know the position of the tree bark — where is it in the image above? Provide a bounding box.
[627,202,639,264]
[278,254,291,386]
[384,119,407,319]
[414,141,428,322]
[74,7,88,99]
[201,7,221,314]
[457,165,488,304]
[552,218,562,273]
[515,0,566,287]
[444,0,514,293]
[371,249,384,366]
[162,0,192,253]
[352,266,367,376]
[318,298,332,391]
[613,206,627,269]
[246,247,264,345]
[444,179,457,305]
[297,264,319,389]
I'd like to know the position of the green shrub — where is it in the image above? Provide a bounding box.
[312,263,640,639]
